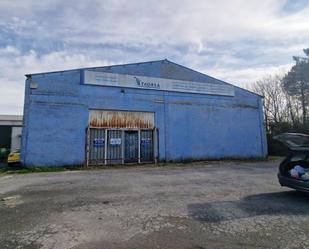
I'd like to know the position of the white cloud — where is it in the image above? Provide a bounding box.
[0,47,114,114]
[2,0,309,45]
[0,0,308,114]
[206,63,293,87]
[0,82,24,115]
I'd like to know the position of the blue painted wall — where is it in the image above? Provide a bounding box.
[21,60,267,166]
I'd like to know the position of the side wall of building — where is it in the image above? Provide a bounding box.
[21,62,267,166]
[164,89,267,160]
[11,127,22,152]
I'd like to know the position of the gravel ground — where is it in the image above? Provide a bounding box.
[1,160,309,249]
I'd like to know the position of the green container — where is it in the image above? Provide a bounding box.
[0,147,8,162]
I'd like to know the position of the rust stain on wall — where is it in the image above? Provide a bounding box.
[89,110,154,128]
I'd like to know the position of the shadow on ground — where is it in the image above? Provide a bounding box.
[188,190,309,222]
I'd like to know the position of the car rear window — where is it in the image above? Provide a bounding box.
[284,135,309,147]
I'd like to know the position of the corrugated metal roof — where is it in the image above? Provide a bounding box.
[0,115,23,122]
[0,115,23,126]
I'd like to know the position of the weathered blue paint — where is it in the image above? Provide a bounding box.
[21,59,267,167]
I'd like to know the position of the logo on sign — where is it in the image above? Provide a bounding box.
[134,77,160,89]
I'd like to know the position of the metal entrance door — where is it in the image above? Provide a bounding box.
[140,130,154,162]
[106,130,122,164]
[88,128,105,166]
[86,128,157,166]
[124,131,138,163]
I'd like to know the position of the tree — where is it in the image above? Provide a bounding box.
[282,49,309,125]
[252,75,287,133]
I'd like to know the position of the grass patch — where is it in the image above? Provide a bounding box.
[267,156,284,161]
[0,156,282,175]
[0,165,83,174]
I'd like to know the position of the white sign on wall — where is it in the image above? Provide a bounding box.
[83,70,235,96]
[110,138,121,145]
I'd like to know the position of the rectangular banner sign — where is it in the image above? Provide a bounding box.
[93,138,105,147]
[141,138,152,145]
[110,138,122,145]
[83,70,234,96]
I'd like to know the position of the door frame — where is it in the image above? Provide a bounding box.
[86,127,158,166]
[124,130,139,164]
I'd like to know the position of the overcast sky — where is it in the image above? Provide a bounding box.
[1,0,309,114]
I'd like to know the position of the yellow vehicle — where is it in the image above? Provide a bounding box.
[7,149,21,165]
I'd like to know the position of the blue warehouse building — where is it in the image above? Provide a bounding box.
[21,59,267,167]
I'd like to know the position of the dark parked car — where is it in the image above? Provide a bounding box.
[274,133,309,192]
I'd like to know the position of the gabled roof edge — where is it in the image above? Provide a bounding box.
[25,59,168,77]
[24,58,262,98]
[164,59,263,98]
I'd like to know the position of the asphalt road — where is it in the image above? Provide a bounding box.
[1,160,309,249]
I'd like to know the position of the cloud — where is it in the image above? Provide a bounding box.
[0,0,308,114]
[0,47,113,114]
[207,63,293,86]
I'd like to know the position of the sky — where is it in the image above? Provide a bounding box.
[0,0,309,115]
